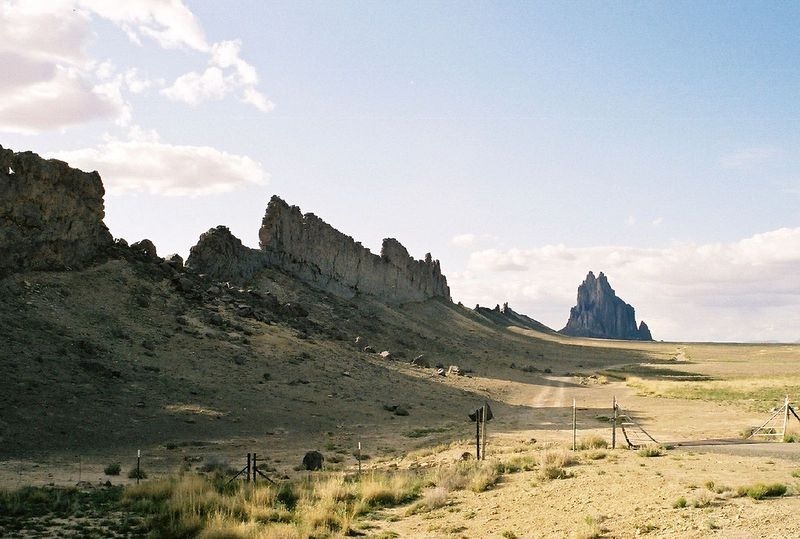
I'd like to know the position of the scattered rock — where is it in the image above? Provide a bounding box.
[363,346,376,353]
[393,407,409,416]
[283,302,308,318]
[379,351,392,360]
[130,239,158,259]
[302,451,324,471]
[447,365,461,376]
[437,368,446,376]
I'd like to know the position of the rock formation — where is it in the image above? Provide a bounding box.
[186,225,266,282]
[257,195,450,302]
[560,271,653,341]
[0,145,113,276]
[473,302,555,333]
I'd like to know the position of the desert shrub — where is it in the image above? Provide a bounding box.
[692,491,712,508]
[585,450,607,460]
[128,467,147,480]
[736,483,787,500]
[577,435,608,450]
[104,463,122,476]
[407,487,449,514]
[672,496,687,508]
[468,466,499,492]
[494,455,536,474]
[637,445,663,457]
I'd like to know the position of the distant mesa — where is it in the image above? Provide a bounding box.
[560,271,653,341]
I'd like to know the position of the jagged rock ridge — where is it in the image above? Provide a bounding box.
[0,145,113,276]
[560,271,653,341]
[474,302,555,334]
[257,195,450,303]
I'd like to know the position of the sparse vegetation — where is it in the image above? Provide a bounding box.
[637,445,663,457]
[672,496,687,508]
[736,483,787,500]
[103,463,121,476]
[577,435,608,450]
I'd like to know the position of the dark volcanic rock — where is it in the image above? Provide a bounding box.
[186,225,267,281]
[559,271,653,341]
[258,195,450,302]
[0,145,113,275]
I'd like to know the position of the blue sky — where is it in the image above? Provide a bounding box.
[2,1,799,341]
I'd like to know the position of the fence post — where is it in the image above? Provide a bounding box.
[612,396,617,449]
[137,450,141,485]
[475,409,481,460]
[572,399,577,451]
[481,403,488,460]
[357,442,362,476]
[784,395,790,441]
[246,453,251,483]
[253,453,257,483]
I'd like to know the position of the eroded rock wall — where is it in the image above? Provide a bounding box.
[0,145,113,276]
[258,196,450,302]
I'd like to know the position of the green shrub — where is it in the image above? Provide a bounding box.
[672,496,687,508]
[737,483,787,500]
[127,467,147,480]
[637,445,663,457]
[104,463,121,476]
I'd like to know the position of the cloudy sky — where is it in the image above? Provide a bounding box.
[2,1,799,342]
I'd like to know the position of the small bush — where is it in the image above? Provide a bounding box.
[127,467,147,480]
[791,469,800,478]
[672,497,687,508]
[104,463,121,476]
[577,435,608,450]
[637,445,663,457]
[692,492,712,508]
[737,483,787,500]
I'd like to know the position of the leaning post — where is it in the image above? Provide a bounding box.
[784,395,790,441]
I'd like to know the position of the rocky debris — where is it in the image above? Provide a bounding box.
[130,239,158,260]
[437,368,446,376]
[447,365,461,376]
[411,354,429,367]
[379,351,392,360]
[559,271,653,341]
[186,225,267,282]
[0,145,113,276]
[258,195,450,303]
[165,254,184,269]
[301,451,324,471]
[393,407,409,416]
[363,346,376,353]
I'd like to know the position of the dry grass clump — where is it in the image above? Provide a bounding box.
[577,435,608,450]
[494,454,537,474]
[407,486,449,515]
[538,449,577,481]
[637,445,663,457]
[574,515,606,539]
[119,469,425,538]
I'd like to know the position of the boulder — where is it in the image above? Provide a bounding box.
[363,346,376,353]
[379,351,392,360]
[186,226,266,282]
[302,451,324,471]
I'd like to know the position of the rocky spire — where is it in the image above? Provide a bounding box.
[559,271,653,341]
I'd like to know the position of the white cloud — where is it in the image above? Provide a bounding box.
[719,147,779,169]
[162,39,274,112]
[0,1,271,132]
[450,229,800,342]
[77,0,208,51]
[451,234,476,247]
[625,215,636,226]
[652,216,664,226]
[0,3,125,133]
[48,131,268,196]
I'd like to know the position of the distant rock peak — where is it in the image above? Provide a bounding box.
[559,271,653,341]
